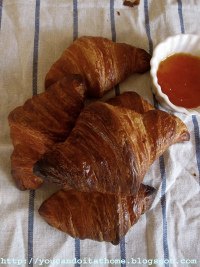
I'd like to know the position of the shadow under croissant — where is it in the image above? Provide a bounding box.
[38,185,156,245]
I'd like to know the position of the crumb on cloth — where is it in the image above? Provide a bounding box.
[123,0,140,7]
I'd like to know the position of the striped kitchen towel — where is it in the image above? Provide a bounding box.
[0,1,200,266]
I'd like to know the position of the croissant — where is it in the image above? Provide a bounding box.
[34,98,190,196]
[39,184,156,244]
[8,75,86,190]
[45,36,151,97]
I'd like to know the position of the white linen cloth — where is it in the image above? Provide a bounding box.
[0,1,200,266]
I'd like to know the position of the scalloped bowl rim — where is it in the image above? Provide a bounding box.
[150,34,200,115]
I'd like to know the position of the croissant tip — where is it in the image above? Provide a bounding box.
[136,48,151,72]
[181,130,190,142]
[111,239,120,245]
[38,203,44,215]
[38,201,47,217]
[33,157,64,186]
[33,159,54,182]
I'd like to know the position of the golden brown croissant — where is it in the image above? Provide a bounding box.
[34,101,189,195]
[45,36,151,97]
[39,184,156,244]
[8,75,86,190]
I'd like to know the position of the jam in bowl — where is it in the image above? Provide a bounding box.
[150,34,200,115]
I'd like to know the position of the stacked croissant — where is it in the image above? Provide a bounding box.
[8,36,190,245]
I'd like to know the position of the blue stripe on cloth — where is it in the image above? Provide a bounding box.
[192,116,200,185]
[28,1,40,266]
[159,157,169,263]
[74,238,81,267]
[177,0,185,34]
[73,1,81,266]
[0,0,3,30]
[159,164,169,266]
[177,1,200,185]
[144,0,153,55]
[144,1,169,266]
[32,0,40,96]
[110,0,120,97]
[73,0,78,41]
[119,236,126,267]
[110,0,119,98]
[110,1,126,265]
[28,190,35,267]
[110,0,116,42]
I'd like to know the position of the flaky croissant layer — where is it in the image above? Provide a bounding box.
[45,36,151,97]
[39,184,156,244]
[8,75,86,190]
[34,100,189,196]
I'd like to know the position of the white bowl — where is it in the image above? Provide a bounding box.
[150,34,200,115]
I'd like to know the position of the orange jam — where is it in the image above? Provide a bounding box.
[157,53,200,108]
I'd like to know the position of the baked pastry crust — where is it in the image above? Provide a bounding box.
[34,94,189,195]
[8,75,86,190]
[39,184,156,245]
[45,36,151,97]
